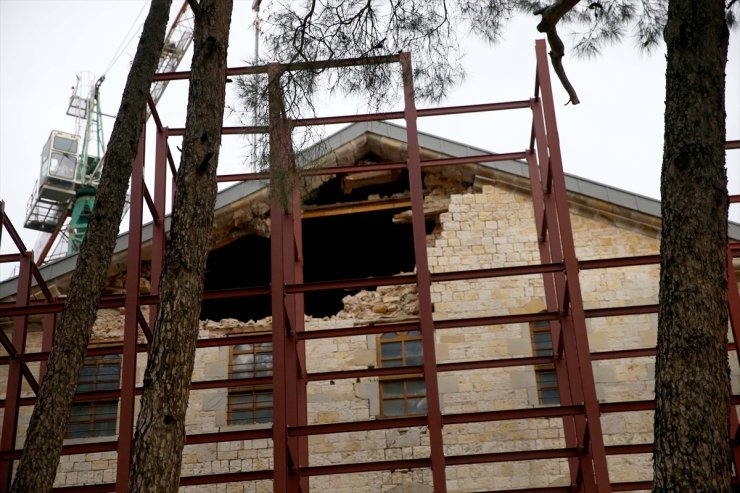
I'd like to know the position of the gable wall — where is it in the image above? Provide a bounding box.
[4,182,733,492]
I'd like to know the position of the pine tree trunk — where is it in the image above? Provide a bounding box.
[653,0,730,490]
[128,1,232,491]
[8,2,171,491]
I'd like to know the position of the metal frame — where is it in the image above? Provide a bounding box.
[1,39,739,492]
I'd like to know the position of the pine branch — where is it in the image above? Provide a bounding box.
[534,0,583,105]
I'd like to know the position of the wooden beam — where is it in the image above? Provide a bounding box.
[302,198,411,219]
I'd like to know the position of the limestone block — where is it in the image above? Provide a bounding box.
[509,370,535,391]
[385,429,422,448]
[201,390,226,412]
[384,483,434,493]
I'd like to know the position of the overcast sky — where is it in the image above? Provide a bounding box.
[0,0,738,277]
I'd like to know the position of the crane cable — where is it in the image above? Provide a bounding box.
[102,1,149,77]
[251,0,262,170]
[253,0,261,63]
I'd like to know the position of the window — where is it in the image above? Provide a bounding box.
[378,331,427,417]
[66,354,121,439]
[53,135,79,154]
[531,320,560,405]
[229,342,273,425]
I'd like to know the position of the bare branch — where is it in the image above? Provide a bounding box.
[534,0,582,27]
[296,0,317,60]
[545,26,580,104]
[535,0,583,104]
[187,0,202,20]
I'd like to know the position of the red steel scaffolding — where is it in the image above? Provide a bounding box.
[0,39,739,492]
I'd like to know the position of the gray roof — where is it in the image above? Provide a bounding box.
[2,120,732,298]
[354,121,666,218]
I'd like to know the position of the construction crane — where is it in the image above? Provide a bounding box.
[24,1,195,263]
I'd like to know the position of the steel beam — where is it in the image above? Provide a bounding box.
[726,249,740,477]
[535,38,611,492]
[290,191,310,492]
[400,52,447,492]
[528,103,584,489]
[267,63,303,492]
[149,126,168,330]
[115,132,146,492]
[0,252,31,488]
[7,42,738,491]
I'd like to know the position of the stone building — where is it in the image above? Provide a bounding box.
[1,121,738,492]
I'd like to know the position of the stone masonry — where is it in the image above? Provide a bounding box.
[5,181,735,492]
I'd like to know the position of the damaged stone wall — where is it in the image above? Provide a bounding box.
[8,180,740,492]
[210,191,272,249]
[425,185,664,489]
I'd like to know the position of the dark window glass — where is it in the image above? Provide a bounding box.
[66,353,120,439]
[379,332,427,417]
[531,320,560,405]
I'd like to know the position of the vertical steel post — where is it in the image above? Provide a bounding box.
[290,190,310,492]
[270,195,290,493]
[534,39,610,492]
[274,170,305,490]
[279,190,302,491]
[530,97,595,489]
[0,252,31,488]
[525,145,583,487]
[725,251,740,474]
[268,63,303,492]
[399,52,447,492]
[115,132,146,491]
[149,127,169,329]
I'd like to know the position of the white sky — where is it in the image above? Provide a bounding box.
[0,0,738,277]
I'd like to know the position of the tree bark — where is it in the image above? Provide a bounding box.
[9,2,171,491]
[653,0,730,490]
[128,1,233,491]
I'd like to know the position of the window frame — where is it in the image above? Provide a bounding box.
[377,330,427,418]
[227,340,274,426]
[66,350,121,440]
[530,320,560,406]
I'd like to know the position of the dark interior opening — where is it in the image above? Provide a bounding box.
[200,235,272,322]
[302,209,434,317]
[303,155,410,207]
[200,207,435,322]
